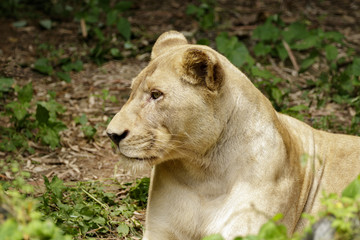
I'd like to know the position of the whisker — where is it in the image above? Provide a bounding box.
[155,140,197,159]
[127,137,153,144]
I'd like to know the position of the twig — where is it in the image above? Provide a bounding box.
[268,57,296,83]
[0,174,9,181]
[282,40,299,72]
[81,188,108,209]
[80,18,87,38]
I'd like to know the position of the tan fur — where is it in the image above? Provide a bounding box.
[106,31,360,240]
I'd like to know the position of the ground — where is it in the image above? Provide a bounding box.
[1,0,360,228]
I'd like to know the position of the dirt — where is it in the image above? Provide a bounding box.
[1,0,360,186]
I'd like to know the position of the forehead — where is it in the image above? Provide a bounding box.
[131,54,180,90]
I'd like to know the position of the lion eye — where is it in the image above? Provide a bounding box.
[150,90,163,100]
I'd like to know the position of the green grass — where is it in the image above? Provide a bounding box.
[39,176,147,239]
[0,158,149,240]
[0,82,67,153]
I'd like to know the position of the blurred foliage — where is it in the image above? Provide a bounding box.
[0,158,147,239]
[0,158,72,240]
[215,15,360,135]
[1,0,134,77]
[186,0,217,30]
[0,82,66,153]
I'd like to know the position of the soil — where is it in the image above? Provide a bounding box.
[1,0,360,185]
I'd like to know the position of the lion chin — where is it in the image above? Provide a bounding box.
[106,30,360,240]
[114,151,156,173]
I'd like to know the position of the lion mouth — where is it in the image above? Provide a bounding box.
[128,156,157,161]
[119,152,157,162]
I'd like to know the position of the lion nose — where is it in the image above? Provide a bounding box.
[107,130,129,146]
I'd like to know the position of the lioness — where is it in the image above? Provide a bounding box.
[106,31,360,240]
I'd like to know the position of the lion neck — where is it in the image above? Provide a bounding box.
[157,76,298,197]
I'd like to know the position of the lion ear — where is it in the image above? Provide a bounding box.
[151,31,188,60]
[182,48,224,91]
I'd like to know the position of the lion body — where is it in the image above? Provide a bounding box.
[107,31,360,240]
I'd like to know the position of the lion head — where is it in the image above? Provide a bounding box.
[106,31,230,168]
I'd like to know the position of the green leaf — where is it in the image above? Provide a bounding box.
[129,177,150,206]
[324,31,344,42]
[84,7,100,23]
[117,223,130,236]
[197,38,210,46]
[0,219,22,239]
[39,125,60,149]
[216,33,251,67]
[200,12,215,29]
[252,21,280,42]
[12,20,27,28]
[271,87,283,105]
[251,67,274,79]
[342,175,360,199]
[0,77,14,92]
[282,22,309,43]
[45,99,66,116]
[276,44,288,61]
[81,125,97,139]
[186,4,200,15]
[18,83,33,103]
[49,120,67,133]
[0,138,16,152]
[12,104,28,121]
[37,99,66,128]
[258,221,288,239]
[202,234,225,240]
[72,60,83,72]
[75,114,88,125]
[93,27,105,42]
[39,19,52,30]
[228,45,249,67]
[117,17,131,41]
[106,10,118,26]
[34,58,53,75]
[338,74,354,94]
[124,41,134,50]
[61,60,83,72]
[56,71,71,83]
[325,44,338,61]
[300,57,316,72]
[253,42,272,57]
[115,1,133,12]
[48,91,56,99]
[234,237,258,240]
[110,48,121,57]
[36,103,50,124]
[272,213,283,221]
[215,33,232,54]
[44,176,66,199]
[351,57,360,76]
[93,216,106,225]
[292,35,319,50]
[286,104,309,112]
[6,102,29,121]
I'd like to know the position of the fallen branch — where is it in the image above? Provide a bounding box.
[282,40,299,72]
[80,18,87,38]
[268,57,296,84]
